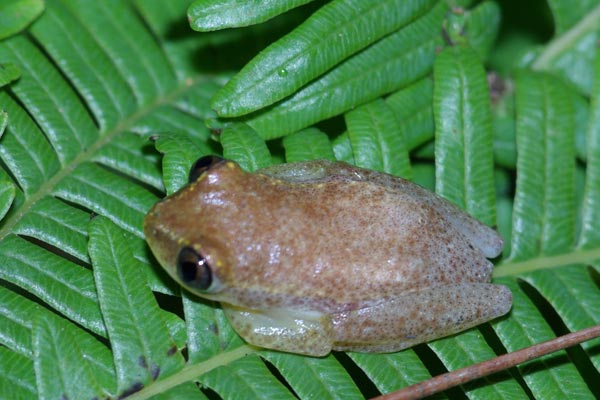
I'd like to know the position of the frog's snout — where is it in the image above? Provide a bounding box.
[143,201,163,241]
[144,201,178,269]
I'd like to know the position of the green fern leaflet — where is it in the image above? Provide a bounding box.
[1,0,599,399]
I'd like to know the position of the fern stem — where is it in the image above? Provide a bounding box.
[532,4,600,69]
[494,248,600,277]
[127,345,257,399]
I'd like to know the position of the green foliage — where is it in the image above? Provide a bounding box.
[510,71,576,260]
[244,1,447,139]
[0,63,20,87]
[0,0,44,40]
[210,0,437,116]
[220,123,272,171]
[89,217,186,392]
[433,45,496,226]
[345,98,411,178]
[282,128,336,162]
[188,0,315,31]
[0,0,599,399]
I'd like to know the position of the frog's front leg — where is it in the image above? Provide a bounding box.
[222,305,335,356]
[331,283,512,353]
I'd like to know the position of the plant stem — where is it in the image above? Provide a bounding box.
[374,325,600,400]
[127,345,257,399]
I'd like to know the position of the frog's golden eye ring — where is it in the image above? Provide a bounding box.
[177,247,212,291]
[188,155,225,183]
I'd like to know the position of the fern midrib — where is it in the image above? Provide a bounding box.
[127,345,257,400]
[459,57,470,214]
[494,247,600,277]
[542,80,551,255]
[532,3,600,69]
[0,75,211,242]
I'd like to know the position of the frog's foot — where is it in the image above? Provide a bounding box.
[330,283,512,353]
[222,305,334,356]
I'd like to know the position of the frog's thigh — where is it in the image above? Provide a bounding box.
[331,283,512,353]
[222,305,334,356]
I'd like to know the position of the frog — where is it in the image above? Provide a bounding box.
[144,155,512,356]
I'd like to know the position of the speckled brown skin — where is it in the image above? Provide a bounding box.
[144,159,512,356]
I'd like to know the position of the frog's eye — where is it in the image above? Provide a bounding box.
[189,155,224,183]
[177,247,212,290]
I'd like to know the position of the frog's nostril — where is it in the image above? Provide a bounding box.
[144,207,165,242]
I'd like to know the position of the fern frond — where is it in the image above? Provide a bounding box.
[1,0,600,398]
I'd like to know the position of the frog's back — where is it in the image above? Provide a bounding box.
[219,161,500,311]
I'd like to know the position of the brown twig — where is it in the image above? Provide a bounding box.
[373,325,600,400]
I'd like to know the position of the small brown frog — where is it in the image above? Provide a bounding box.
[144,156,511,356]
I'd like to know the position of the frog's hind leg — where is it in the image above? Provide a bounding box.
[331,283,512,353]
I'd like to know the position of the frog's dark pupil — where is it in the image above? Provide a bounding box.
[188,155,225,183]
[177,247,212,290]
